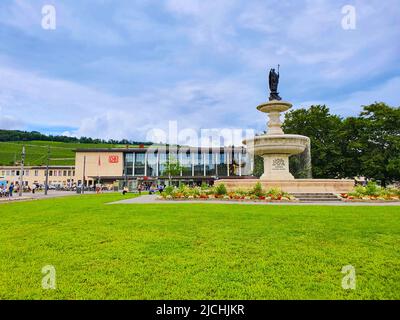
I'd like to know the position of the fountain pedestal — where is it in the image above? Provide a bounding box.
[215,99,354,194]
[244,100,309,181]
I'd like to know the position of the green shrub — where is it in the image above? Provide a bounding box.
[164,186,174,195]
[349,185,366,197]
[266,187,282,197]
[251,182,264,197]
[215,183,227,195]
[365,181,381,196]
[201,182,209,190]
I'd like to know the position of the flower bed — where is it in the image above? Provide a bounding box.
[158,182,298,202]
[339,182,400,202]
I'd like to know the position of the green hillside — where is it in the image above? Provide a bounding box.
[0,141,136,166]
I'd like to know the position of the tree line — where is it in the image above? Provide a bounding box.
[280,102,400,186]
[0,130,153,146]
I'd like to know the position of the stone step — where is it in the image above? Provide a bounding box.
[299,199,342,202]
[291,193,338,196]
[291,193,342,202]
[292,194,338,197]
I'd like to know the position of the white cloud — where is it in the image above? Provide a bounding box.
[296,76,400,116]
[0,0,399,141]
[0,64,261,141]
[0,106,25,129]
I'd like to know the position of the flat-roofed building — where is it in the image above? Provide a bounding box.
[0,146,253,191]
[75,146,253,190]
[0,165,75,188]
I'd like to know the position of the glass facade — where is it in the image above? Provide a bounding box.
[123,147,251,178]
[124,153,134,175]
[205,152,216,176]
[180,150,192,176]
[158,152,168,176]
[146,151,158,177]
[216,152,228,176]
[135,153,145,176]
[193,151,204,176]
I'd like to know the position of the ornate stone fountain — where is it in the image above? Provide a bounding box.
[215,67,354,193]
[244,100,310,180]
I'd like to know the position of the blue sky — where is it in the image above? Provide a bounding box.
[0,0,399,142]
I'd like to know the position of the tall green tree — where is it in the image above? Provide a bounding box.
[282,105,344,178]
[352,103,400,186]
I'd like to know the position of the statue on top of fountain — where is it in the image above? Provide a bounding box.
[268,65,282,101]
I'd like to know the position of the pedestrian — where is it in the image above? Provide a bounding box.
[32,183,36,194]
[8,182,14,198]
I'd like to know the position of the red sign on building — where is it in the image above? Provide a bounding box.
[109,155,119,163]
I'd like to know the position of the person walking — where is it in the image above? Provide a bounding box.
[8,182,14,198]
[32,183,36,194]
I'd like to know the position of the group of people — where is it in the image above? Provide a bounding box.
[0,182,14,198]
[121,183,165,195]
[149,184,164,194]
[0,182,40,198]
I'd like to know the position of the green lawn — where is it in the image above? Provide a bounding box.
[0,193,399,300]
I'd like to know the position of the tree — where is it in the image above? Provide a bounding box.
[352,103,400,186]
[253,155,264,178]
[164,156,183,185]
[282,105,344,178]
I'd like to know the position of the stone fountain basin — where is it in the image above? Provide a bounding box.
[244,134,309,156]
[257,101,292,113]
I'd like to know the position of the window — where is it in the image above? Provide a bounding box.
[1,170,5,176]
[67,170,71,176]
[180,150,192,176]
[24,170,29,176]
[54,170,58,176]
[217,152,228,176]
[158,152,167,176]
[205,152,216,176]
[193,151,204,176]
[124,153,134,176]
[63,171,67,176]
[49,170,53,176]
[230,151,241,176]
[135,153,145,176]
[35,170,39,176]
[146,151,158,177]
[241,151,252,176]
[58,170,62,176]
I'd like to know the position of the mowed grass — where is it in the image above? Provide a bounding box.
[0,193,399,300]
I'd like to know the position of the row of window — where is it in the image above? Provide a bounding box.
[4,179,75,186]
[1,169,32,177]
[48,170,75,177]
[123,151,252,177]
[1,169,75,177]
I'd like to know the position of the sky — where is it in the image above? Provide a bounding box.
[0,0,399,144]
